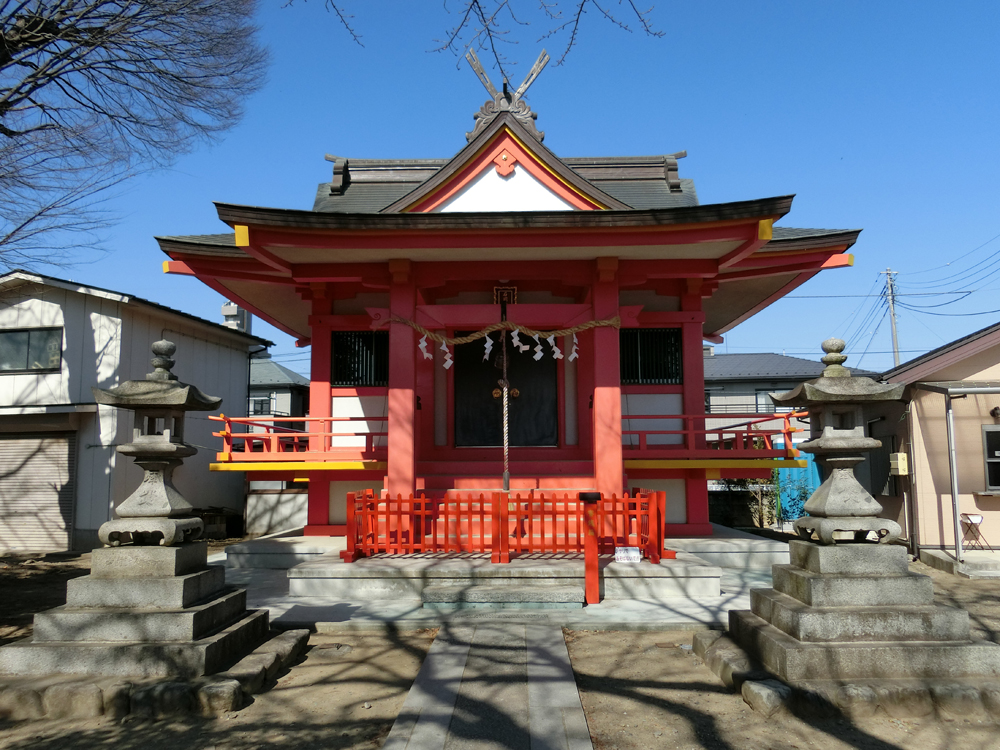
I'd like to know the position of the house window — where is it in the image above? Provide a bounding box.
[331,331,389,387]
[984,426,1000,490]
[249,396,271,415]
[0,328,62,372]
[620,328,683,385]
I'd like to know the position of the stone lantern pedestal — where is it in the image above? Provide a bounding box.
[720,339,1000,700]
[0,341,268,678]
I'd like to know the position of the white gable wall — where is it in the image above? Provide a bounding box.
[435,164,575,212]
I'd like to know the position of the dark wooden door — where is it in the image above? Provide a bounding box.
[454,334,558,447]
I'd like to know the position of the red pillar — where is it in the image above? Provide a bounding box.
[387,260,416,498]
[592,258,623,498]
[582,492,601,604]
[306,291,333,535]
[679,280,712,535]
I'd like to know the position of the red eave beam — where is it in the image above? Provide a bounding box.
[718,252,853,283]
[716,219,776,270]
[241,220,768,253]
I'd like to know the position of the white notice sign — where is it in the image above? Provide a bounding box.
[614,547,641,563]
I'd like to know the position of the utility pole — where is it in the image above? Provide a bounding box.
[882,268,901,367]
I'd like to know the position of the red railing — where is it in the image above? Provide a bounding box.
[210,411,804,464]
[621,410,806,457]
[342,490,665,564]
[210,414,387,462]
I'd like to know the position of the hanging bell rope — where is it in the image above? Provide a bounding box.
[381,315,621,346]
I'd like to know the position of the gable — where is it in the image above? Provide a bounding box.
[382,114,630,214]
[406,128,607,213]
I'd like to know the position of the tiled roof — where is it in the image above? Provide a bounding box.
[705,352,876,381]
[250,357,309,387]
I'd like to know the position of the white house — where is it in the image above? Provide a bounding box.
[0,270,270,552]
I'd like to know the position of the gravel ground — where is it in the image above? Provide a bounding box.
[2,553,1000,749]
[565,559,1000,750]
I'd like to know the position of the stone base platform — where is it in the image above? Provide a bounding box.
[226,533,346,569]
[287,551,722,603]
[0,542,270,679]
[666,524,790,569]
[729,609,1000,683]
[0,610,269,679]
[695,629,1000,719]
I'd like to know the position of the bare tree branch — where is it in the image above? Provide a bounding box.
[282,0,363,46]
[0,0,268,267]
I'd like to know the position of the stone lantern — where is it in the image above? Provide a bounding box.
[714,338,1000,699]
[0,339,270,680]
[92,339,221,546]
[770,337,905,545]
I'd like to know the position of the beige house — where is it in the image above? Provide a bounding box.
[0,270,269,551]
[878,321,1000,564]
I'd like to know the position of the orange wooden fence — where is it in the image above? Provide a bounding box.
[341,490,665,564]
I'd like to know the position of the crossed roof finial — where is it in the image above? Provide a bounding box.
[464,49,550,142]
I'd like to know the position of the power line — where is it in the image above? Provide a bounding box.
[784,292,970,298]
[904,230,1000,277]
[895,302,1000,317]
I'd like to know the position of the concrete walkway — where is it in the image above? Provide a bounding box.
[383,623,592,750]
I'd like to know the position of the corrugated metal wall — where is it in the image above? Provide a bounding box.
[0,433,76,551]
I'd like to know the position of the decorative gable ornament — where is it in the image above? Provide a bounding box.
[465,48,550,143]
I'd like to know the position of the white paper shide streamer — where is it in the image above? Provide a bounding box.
[532,334,544,361]
[440,340,453,369]
[547,335,563,360]
[483,333,493,362]
[568,333,579,362]
[510,330,530,353]
[418,335,433,361]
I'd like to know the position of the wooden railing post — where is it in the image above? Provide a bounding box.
[581,491,601,604]
[340,491,361,562]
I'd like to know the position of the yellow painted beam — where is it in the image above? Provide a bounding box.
[758,218,773,241]
[624,459,807,470]
[234,225,250,247]
[210,461,387,472]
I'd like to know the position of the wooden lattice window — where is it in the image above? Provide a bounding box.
[331,331,389,387]
[620,328,683,385]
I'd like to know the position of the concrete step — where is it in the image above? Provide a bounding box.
[0,610,270,679]
[666,524,790,570]
[226,535,346,569]
[421,584,584,605]
[288,552,722,600]
[919,548,1000,578]
[33,588,247,643]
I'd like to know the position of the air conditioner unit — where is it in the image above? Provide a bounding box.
[889,452,908,476]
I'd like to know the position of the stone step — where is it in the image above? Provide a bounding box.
[421,584,584,604]
[789,540,910,576]
[226,536,346,570]
[772,564,934,607]
[729,609,1000,683]
[91,542,207,579]
[33,588,247,643]
[0,610,270,679]
[66,566,226,609]
[287,553,722,600]
[750,588,971,643]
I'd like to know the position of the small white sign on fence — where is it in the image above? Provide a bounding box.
[614,546,641,563]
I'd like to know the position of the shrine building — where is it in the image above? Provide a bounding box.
[158,58,859,546]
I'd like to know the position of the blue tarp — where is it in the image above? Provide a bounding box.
[773,437,821,520]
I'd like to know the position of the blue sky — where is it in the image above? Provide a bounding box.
[50,1,1000,375]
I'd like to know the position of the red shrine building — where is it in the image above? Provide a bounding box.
[158,74,858,544]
